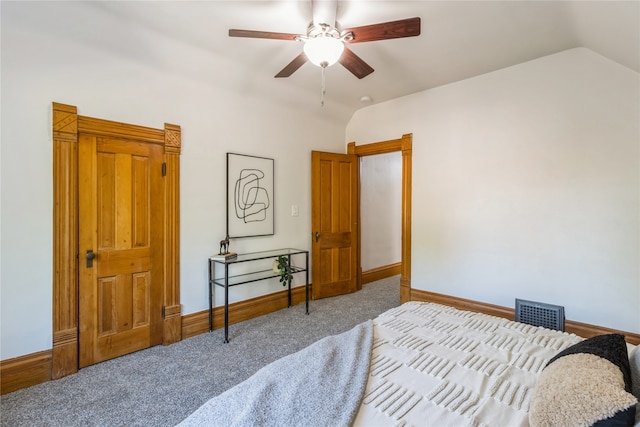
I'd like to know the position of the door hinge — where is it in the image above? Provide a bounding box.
[162,162,167,176]
[162,306,166,319]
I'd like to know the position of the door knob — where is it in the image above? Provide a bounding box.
[86,250,96,268]
[315,232,320,242]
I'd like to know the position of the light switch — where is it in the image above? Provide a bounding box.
[291,204,299,217]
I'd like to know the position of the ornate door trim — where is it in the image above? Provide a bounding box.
[52,102,182,378]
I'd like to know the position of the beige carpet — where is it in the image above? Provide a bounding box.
[1,276,400,427]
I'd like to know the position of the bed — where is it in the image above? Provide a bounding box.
[179,301,640,427]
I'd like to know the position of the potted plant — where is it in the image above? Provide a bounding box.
[275,255,293,288]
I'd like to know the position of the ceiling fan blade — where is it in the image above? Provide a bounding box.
[344,17,421,43]
[229,29,302,41]
[339,47,374,79]
[311,0,338,28]
[275,52,308,78]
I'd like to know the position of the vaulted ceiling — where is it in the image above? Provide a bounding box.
[9,1,639,122]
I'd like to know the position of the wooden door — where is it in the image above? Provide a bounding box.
[78,131,164,367]
[311,151,359,299]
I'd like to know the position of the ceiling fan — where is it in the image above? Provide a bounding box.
[228,0,421,80]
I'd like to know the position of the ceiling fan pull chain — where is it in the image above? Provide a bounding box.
[321,65,326,107]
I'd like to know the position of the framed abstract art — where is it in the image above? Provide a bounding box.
[226,153,274,238]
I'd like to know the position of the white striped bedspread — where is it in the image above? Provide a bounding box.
[352,302,584,427]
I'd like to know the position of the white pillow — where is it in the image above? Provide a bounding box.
[529,334,637,427]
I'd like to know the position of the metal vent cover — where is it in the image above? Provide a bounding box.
[515,298,565,332]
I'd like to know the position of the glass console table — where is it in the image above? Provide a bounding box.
[208,248,309,343]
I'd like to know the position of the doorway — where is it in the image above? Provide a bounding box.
[51,102,182,378]
[360,151,402,281]
[348,134,412,302]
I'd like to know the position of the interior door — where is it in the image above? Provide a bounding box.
[311,150,359,299]
[78,131,164,367]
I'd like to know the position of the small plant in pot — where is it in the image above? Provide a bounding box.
[276,255,293,287]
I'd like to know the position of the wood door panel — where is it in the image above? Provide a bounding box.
[97,153,116,249]
[113,154,133,250]
[97,272,151,335]
[97,277,117,335]
[97,149,153,251]
[132,272,151,328]
[95,327,154,361]
[338,247,353,280]
[96,248,151,276]
[98,138,158,156]
[314,279,353,299]
[114,274,134,333]
[318,249,333,283]
[317,231,351,247]
[131,156,150,247]
[337,162,354,230]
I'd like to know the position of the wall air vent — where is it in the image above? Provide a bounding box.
[515,299,565,332]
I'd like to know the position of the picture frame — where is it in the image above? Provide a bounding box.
[226,153,274,238]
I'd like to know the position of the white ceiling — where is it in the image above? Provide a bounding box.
[10,1,640,122]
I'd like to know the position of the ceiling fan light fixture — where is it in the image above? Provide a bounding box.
[303,35,344,68]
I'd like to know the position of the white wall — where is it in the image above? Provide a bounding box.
[0,3,346,360]
[347,48,640,334]
[360,153,402,271]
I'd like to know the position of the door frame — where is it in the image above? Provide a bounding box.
[51,102,182,379]
[347,133,412,302]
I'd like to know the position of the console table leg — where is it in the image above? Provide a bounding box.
[208,259,214,331]
[305,252,309,315]
[208,282,213,332]
[224,263,229,343]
